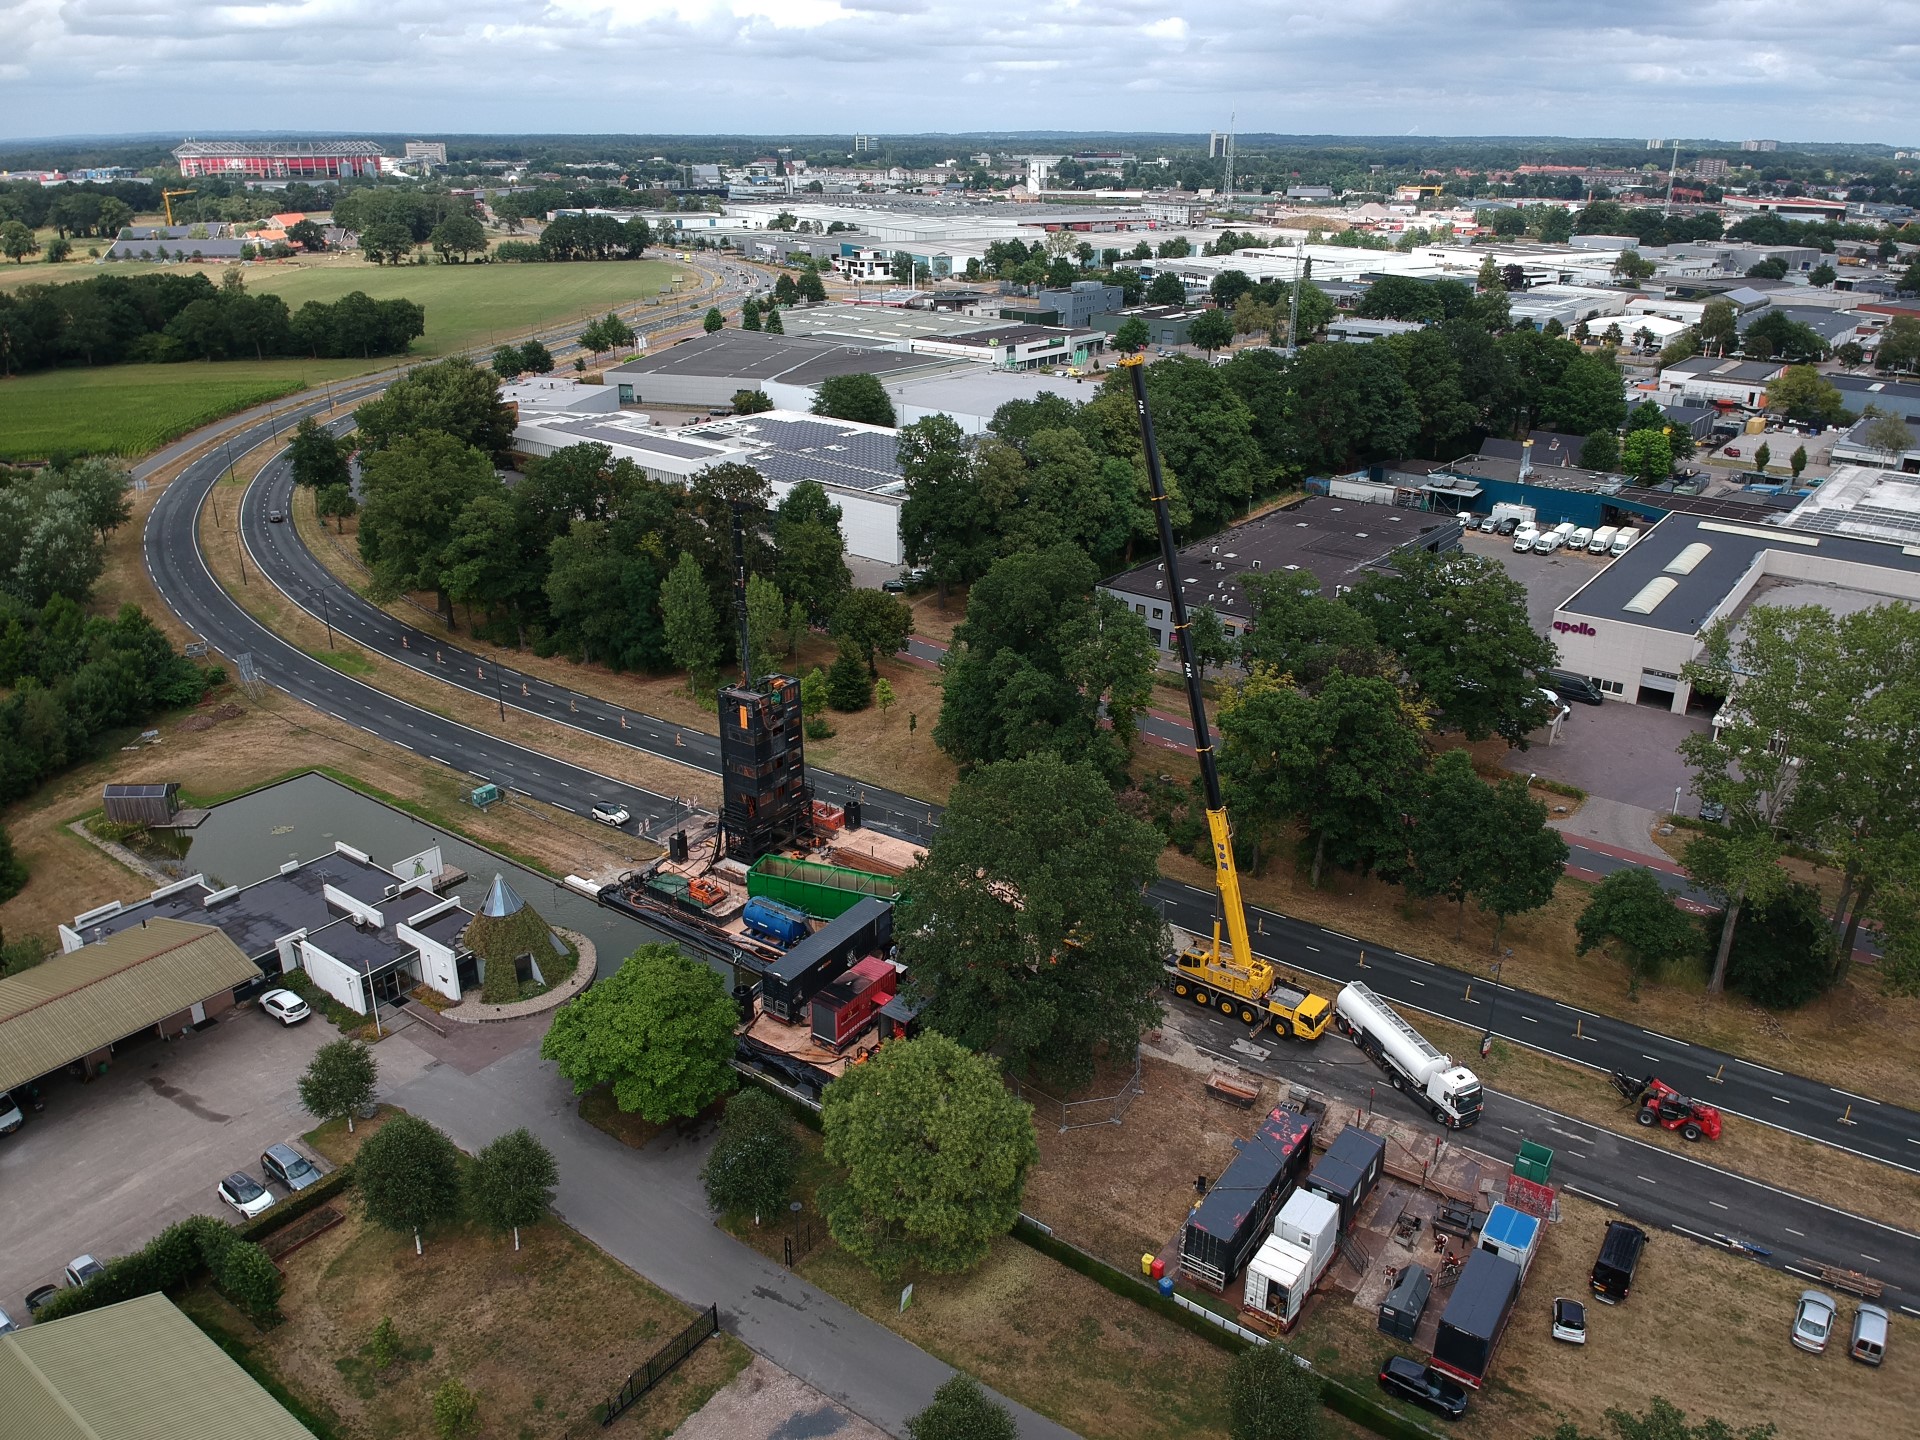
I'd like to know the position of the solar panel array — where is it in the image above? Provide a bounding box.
[735,418,903,493]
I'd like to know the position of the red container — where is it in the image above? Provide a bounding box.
[1151,1258,1166,1281]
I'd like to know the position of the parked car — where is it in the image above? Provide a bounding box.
[1792,1290,1837,1353]
[881,578,908,593]
[219,1171,276,1220]
[1532,529,1563,555]
[261,1143,322,1194]
[1551,1297,1588,1344]
[0,1089,22,1136]
[1377,1357,1469,1419]
[590,802,631,827]
[1698,799,1727,824]
[1851,1303,1889,1365]
[1478,516,1498,533]
[1590,1221,1647,1304]
[1494,516,1521,536]
[63,1256,103,1289]
[24,1285,58,1316]
[1569,526,1595,551]
[259,988,311,1025]
[1541,671,1604,706]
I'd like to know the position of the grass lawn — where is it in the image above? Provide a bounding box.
[181,1203,746,1440]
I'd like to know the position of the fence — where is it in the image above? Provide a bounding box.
[1011,1053,1144,1133]
[599,1304,722,1427]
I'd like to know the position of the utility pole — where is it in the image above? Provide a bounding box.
[1286,243,1307,357]
[730,500,754,688]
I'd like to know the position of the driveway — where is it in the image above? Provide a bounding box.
[1459,529,1608,635]
[1505,695,1710,814]
[1,1005,351,1320]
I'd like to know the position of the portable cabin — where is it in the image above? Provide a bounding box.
[1431,1250,1522,1390]
[758,896,893,1023]
[1178,1106,1316,1291]
[1305,1126,1387,1231]
[810,956,898,1049]
[1478,1203,1543,1280]
[1379,1264,1433,1341]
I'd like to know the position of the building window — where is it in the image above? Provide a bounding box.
[1134,603,1146,615]
[1148,628,1163,646]
[1223,625,1237,638]
[1599,679,1626,695]
[1152,607,1164,620]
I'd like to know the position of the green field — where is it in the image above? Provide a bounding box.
[0,257,686,459]
[0,359,373,460]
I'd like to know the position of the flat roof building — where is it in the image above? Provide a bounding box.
[880,368,1099,434]
[1655,356,1784,409]
[604,331,953,411]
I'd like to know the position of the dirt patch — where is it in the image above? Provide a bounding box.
[189,1204,746,1440]
[672,1353,888,1440]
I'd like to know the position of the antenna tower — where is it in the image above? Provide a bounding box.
[1222,111,1236,197]
[1663,141,1680,216]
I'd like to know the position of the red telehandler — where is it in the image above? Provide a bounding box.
[1611,1072,1722,1141]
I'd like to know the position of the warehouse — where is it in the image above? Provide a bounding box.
[603,332,951,411]
[1099,497,1463,656]
[881,368,1094,434]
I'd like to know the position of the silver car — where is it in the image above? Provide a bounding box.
[262,1143,321,1194]
[1792,1289,1837,1354]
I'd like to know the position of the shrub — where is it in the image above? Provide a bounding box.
[370,1316,400,1370]
[905,1375,1017,1440]
[1228,1339,1323,1440]
[701,1088,800,1221]
[433,1377,480,1438]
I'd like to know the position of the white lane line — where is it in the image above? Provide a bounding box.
[1771,1095,1792,1105]
[1556,1001,1605,1018]
[1735,1058,1785,1076]
[1304,945,1321,952]
[1636,1175,1658,1185]
[1325,931,1358,942]
[1709,1201,1729,1210]
[1671,1223,1715,1243]
[1644,1031,1691,1047]
[1406,979,1427,987]
[1520,1015,1537,1024]
[1640,1053,1662,1063]
[1831,1088,1882,1105]
[1861,1253,1883,1264]
[1785,1227,1805,1237]
[395,743,413,752]
[1499,1126,1520,1135]
[428,756,449,765]
[1564,1184,1618,1209]
[1784,1265,1823,1281]
[1902,1306,1920,1320]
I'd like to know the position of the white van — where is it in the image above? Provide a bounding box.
[1590,526,1618,555]
[1533,528,1563,554]
[1512,524,1540,553]
[1610,529,1639,556]
[1570,527,1595,552]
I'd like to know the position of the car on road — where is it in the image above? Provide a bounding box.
[267,510,286,523]
[1551,1297,1587,1344]
[219,1171,276,1220]
[591,802,631,828]
[262,1143,322,1194]
[63,1256,103,1289]
[259,988,311,1025]
[1792,1289,1837,1353]
[0,1089,22,1135]
[1377,1357,1469,1419]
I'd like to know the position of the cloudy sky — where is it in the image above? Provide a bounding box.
[4,0,1915,144]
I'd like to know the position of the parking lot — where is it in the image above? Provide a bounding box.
[1458,528,1610,633]
[1,1003,344,1320]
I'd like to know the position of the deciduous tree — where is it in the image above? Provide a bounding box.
[1227,1341,1323,1440]
[470,1127,558,1250]
[356,431,498,625]
[296,1038,378,1133]
[812,372,897,426]
[700,1088,799,1222]
[1115,315,1151,354]
[289,416,350,490]
[661,550,720,693]
[357,1113,463,1252]
[829,588,914,678]
[906,1376,1018,1440]
[1576,868,1700,997]
[1621,428,1671,485]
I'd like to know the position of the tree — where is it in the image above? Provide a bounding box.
[703,306,725,333]
[490,345,523,379]
[1789,443,1808,479]
[288,415,349,490]
[798,266,828,303]
[316,483,358,531]
[357,1114,463,1252]
[356,432,497,625]
[432,1378,480,1440]
[1876,315,1920,373]
[826,651,872,710]
[1115,316,1151,354]
[733,388,774,414]
[1226,1342,1322,1440]
[1,221,40,263]
[360,221,415,266]
[0,826,28,903]
[1698,299,1739,356]
[1621,428,1671,484]
[661,551,720,693]
[1809,262,1837,288]
[812,372,897,426]
[1146,272,1187,306]
[1282,341,1420,475]
[1472,775,1569,949]
[1746,256,1788,280]
[1349,550,1555,746]
[287,218,327,252]
[1541,351,1627,436]
[355,357,513,457]
[1611,249,1656,283]
[773,481,853,622]
[763,306,785,334]
[428,213,487,263]
[540,944,739,1122]
[741,297,762,331]
[875,676,896,721]
[1743,311,1827,364]
[44,236,71,264]
[1860,413,1913,464]
[700,1088,799,1222]
[773,272,799,305]
[897,754,1167,1086]
[1407,750,1494,936]
[820,1032,1039,1279]
[829,589,914,677]
[470,1127,558,1250]
[1576,868,1700,998]
[744,573,787,680]
[1238,569,1381,686]
[518,339,555,375]
[1536,1396,1777,1440]
[1706,881,1831,1009]
[896,416,987,606]
[296,1039,378,1133]
[1753,440,1772,473]
[1579,430,1620,472]
[1188,308,1235,357]
[906,1376,1018,1440]
[1766,364,1852,426]
[1188,605,1232,682]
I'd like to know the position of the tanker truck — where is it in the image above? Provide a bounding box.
[1333,982,1484,1129]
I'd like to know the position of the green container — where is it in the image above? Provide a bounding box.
[747,854,899,920]
[1514,1140,1554,1184]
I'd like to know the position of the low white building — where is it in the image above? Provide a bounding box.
[1655,356,1785,409]
[502,377,622,416]
[881,368,1096,434]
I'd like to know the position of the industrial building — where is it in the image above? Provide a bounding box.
[880,368,1096,434]
[1655,356,1785,409]
[172,139,385,179]
[501,376,623,416]
[603,331,950,412]
[510,409,910,563]
[1098,497,1464,654]
[1093,304,1207,348]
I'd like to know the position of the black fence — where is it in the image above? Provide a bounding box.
[600,1304,722,1427]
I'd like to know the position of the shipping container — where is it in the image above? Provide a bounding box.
[1306,1126,1387,1231]
[1179,1106,1317,1291]
[1243,1235,1318,1327]
[748,854,900,920]
[1431,1250,1521,1389]
[1379,1264,1433,1342]
[1272,1189,1340,1276]
[758,896,894,1023]
[1478,1204,1542,1280]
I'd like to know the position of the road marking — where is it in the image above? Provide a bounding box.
[428,756,449,765]
[1709,1201,1729,1210]
[1556,1001,1604,1018]
[1784,1265,1823,1281]
[1735,1058,1785,1076]
[1784,1227,1805,1236]
[1771,1095,1792,1105]
[1640,1053,1661,1063]
[1304,945,1321,952]
[1862,1253,1883,1264]
[1636,1175,1658,1185]
[1671,1223,1714,1243]
[1903,1306,1920,1320]
[1644,1030,1692,1047]
[1324,931,1358,942]
[1406,979,1426,987]
[1564,1184,1618,1209]
[1499,1126,1520,1135]
[1520,1015,1537,1024]
[1831,1088,1882,1105]
[394,743,412,752]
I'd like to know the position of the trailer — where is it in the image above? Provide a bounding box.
[1333,983,1483,1129]
[1430,1249,1521,1390]
[810,956,898,1050]
[742,896,811,948]
[1306,1126,1388,1232]
[1179,1106,1317,1292]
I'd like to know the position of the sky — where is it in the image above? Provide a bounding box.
[4,0,1917,145]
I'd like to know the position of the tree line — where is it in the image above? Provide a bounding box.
[0,268,424,374]
[494,212,653,263]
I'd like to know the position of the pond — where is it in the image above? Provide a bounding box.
[135,771,674,981]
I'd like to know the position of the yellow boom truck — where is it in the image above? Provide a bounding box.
[1120,354,1331,1043]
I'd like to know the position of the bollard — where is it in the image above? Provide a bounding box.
[1840,1105,1857,1126]
[1464,983,1473,1001]
[1357,949,1367,969]
[1575,1018,1583,1039]
[477,665,484,680]
[1708,1063,1724,1085]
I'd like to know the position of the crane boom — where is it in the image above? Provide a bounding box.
[1119,355,1254,977]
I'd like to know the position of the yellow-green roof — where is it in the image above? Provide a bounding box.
[0,918,261,1091]
[0,1292,314,1440]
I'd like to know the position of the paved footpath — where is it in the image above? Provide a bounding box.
[388,1038,1078,1440]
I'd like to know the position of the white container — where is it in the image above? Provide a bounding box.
[1273,1190,1340,1276]
[1243,1234,1319,1326]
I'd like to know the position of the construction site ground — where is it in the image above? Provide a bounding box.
[1023,1029,1920,1439]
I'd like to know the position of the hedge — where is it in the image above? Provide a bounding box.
[238,1162,355,1245]
[35,1214,281,1324]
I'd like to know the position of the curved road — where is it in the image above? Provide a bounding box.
[134,275,1920,1318]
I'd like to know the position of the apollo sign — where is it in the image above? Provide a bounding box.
[1553,621,1596,637]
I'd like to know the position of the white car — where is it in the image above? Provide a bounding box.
[591,802,632,828]
[0,1090,22,1136]
[219,1170,276,1220]
[1551,1297,1587,1345]
[1511,526,1540,553]
[258,988,311,1025]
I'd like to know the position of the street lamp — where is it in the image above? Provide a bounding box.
[1673,784,1683,818]
[1480,961,1502,1058]
[318,590,335,649]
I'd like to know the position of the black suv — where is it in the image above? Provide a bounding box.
[1540,670,1604,706]
[1378,1356,1469,1419]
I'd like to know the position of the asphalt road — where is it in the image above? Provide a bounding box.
[136,270,1920,1317]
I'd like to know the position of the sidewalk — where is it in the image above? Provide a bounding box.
[389,1040,1078,1440]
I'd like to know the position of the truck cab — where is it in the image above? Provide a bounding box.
[1266,981,1332,1041]
[1437,1065,1484,1126]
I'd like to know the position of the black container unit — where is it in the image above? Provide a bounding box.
[1178,1106,1317,1291]
[1431,1249,1521,1390]
[757,896,894,1024]
[1305,1126,1388,1232]
[719,675,811,863]
[1378,1264,1432,1342]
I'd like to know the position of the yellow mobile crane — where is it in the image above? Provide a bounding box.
[1119,355,1331,1042]
[161,190,196,226]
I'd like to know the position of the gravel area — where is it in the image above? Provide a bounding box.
[672,1354,892,1440]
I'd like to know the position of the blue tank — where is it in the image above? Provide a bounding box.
[742,897,811,948]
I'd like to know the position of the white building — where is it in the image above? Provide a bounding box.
[881,368,1097,434]
[1655,356,1784,409]
[502,377,622,416]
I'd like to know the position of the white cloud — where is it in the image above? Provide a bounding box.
[1141,16,1185,41]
